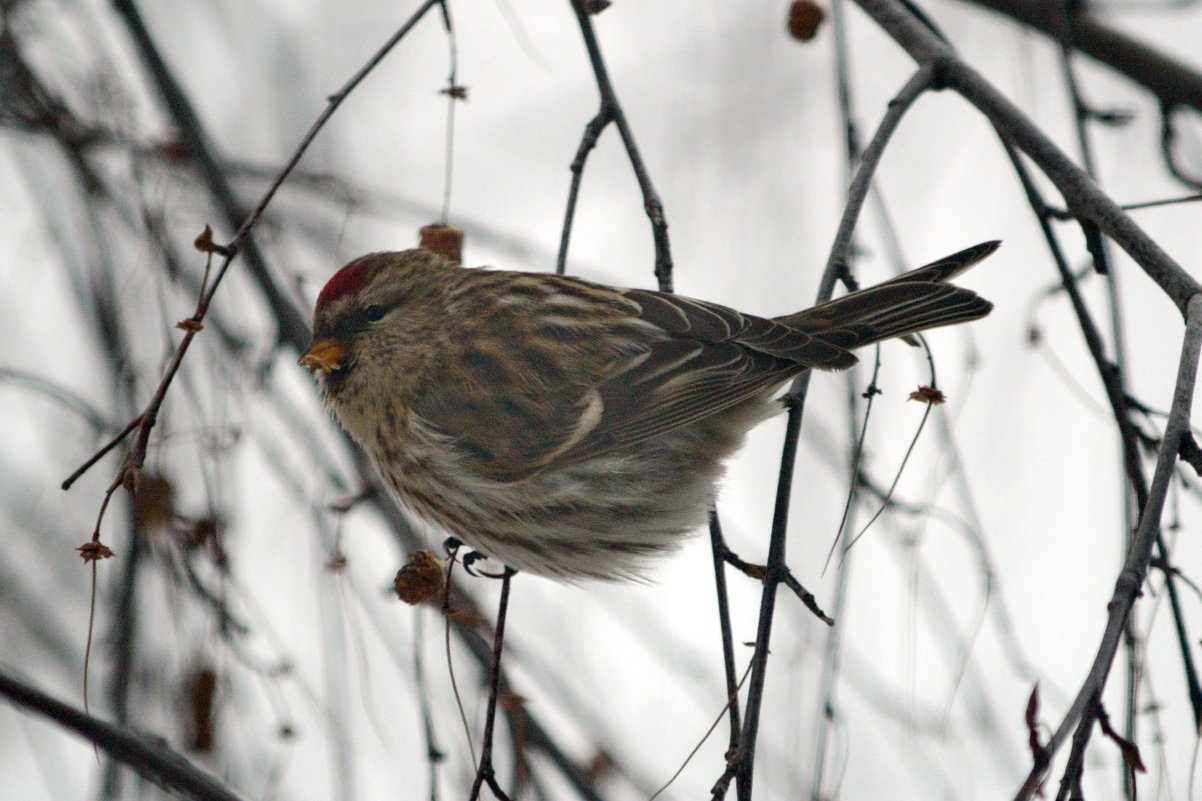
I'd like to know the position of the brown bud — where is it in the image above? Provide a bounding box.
[786,0,825,42]
[440,84,469,101]
[194,225,235,257]
[419,224,464,264]
[176,318,204,333]
[77,541,116,562]
[394,550,446,605]
[909,385,947,405]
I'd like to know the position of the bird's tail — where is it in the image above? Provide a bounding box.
[774,241,998,353]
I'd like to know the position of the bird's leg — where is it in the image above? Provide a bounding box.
[443,536,509,579]
[461,550,489,576]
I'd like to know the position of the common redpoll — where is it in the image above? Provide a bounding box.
[302,242,997,580]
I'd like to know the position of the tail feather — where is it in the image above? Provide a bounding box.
[876,240,1001,286]
[774,241,998,350]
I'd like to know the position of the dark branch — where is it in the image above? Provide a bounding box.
[961,0,1202,113]
[0,669,247,801]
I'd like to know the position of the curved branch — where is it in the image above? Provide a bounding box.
[824,64,939,291]
[852,0,1202,314]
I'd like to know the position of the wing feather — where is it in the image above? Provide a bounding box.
[410,244,995,481]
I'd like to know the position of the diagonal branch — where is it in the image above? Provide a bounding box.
[1013,294,1202,800]
[62,0,443,493]
[0,669,248,801]
[852,0,1202,315]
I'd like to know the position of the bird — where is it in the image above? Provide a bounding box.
[301,241,998,581]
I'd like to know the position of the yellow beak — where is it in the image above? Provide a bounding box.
[300,337,346,374]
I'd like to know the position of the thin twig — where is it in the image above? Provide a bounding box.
[707,512,744,786]
[437,0,460,222]
[468,570,516,801]
[651,660,754,801]
[556,110,611,276]
[414,610,445,801]
[821,352,882,576]
[61,416,143,490]
[566,0,673,291]
[1122,192,1202,212]
[712,63,936,798]
[443,545,478,766]
[823,65,936,289]
[62,0,443,492]
[842,399,937,556]
[780,571,835,626]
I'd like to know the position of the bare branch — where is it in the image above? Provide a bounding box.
[715,64,937,798]
[852,0,1202,314]
[61,0,443,491]
[1013,294,1202,800]
[566,0,673,291]
[0,669,248,801]
[960,0,1202,113]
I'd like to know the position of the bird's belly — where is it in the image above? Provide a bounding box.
[372,401,775,580]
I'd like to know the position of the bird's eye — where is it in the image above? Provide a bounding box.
[363,305,387,323]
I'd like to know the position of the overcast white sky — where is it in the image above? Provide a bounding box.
[4,1,1202,799]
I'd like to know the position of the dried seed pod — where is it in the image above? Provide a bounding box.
[787,0,825,42]
[394,550,446,605]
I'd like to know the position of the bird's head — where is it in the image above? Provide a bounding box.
[301,249,457,391]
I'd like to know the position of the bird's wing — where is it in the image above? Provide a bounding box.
[541,291,860,467]
[410,274,847,482]
[410,273,661,483]
[411,245,995,482]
